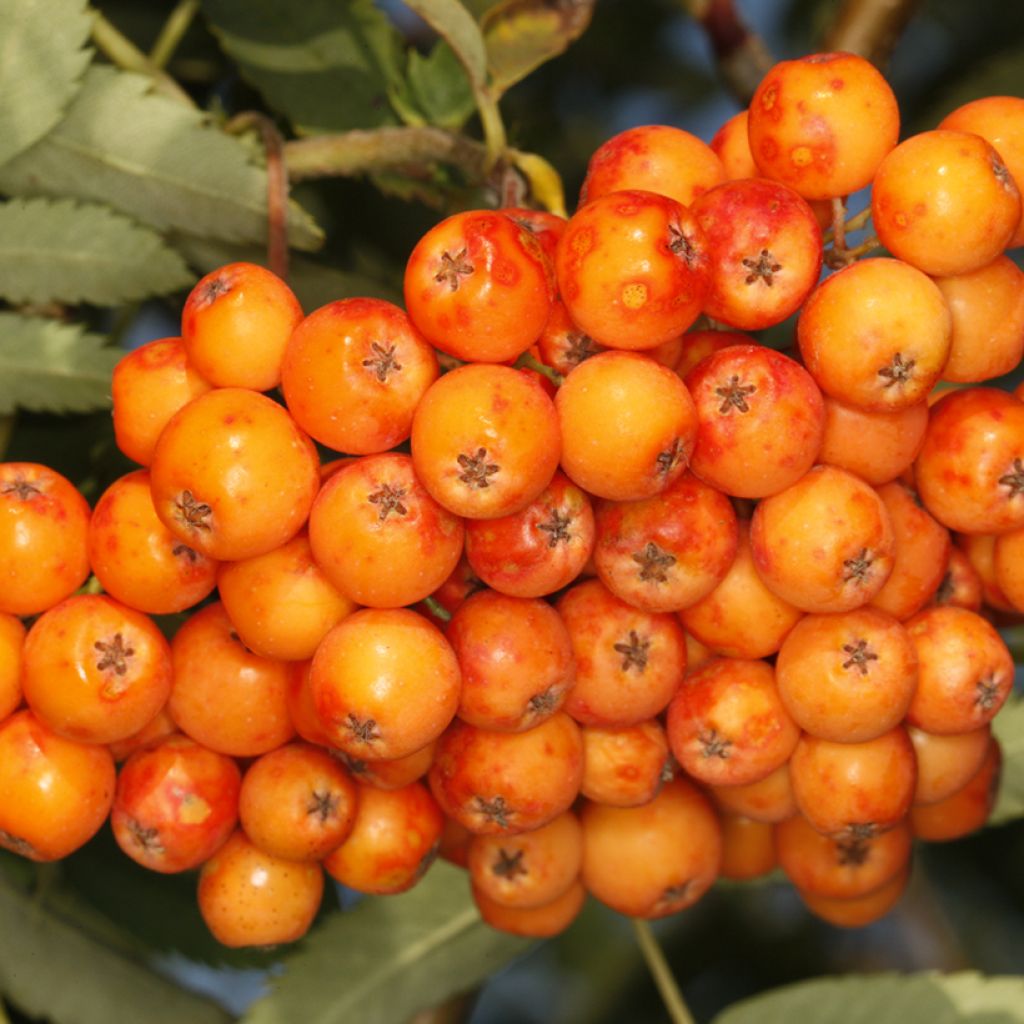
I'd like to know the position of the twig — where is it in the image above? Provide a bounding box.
[149,0,200,70]
[823,0,923,68]
[681,0,774,106]
[284,126,488,184]
[632,918,697,1024]
[831,196,848,253]
[89,10,194,106]
[227,113,290,281]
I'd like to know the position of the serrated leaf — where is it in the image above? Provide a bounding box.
[200,0,406,133]
[0,65,322,252]
[714,970,1024,1024]
[0,313,120,415]
[404,0,489,92]
[0,874,232,1024]
[0,0,92,167]
[407,40,476,129]
[991,693,1024,826]
[241,860,533,1024]
[481,0,594,94]
[0,198,193,306]
[171,235,402,310]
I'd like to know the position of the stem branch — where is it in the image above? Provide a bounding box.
[89,10,193,106]
[149,0,200,70]
[823,0,923,67]
[632,918,696,1024]
[227,113,289,281]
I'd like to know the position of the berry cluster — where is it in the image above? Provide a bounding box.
[1,51,1022,946]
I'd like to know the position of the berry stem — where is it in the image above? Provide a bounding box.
[422,595,453,623]
[632,918,697,1024]
[513,351,564,387]
[149,0,200,70]
[226,113,289,282]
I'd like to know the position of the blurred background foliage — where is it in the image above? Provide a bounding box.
[2,1,1024,1022]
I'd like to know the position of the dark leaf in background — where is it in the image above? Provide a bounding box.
[200,0,408,133]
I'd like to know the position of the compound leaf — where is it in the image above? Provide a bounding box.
[0,872,231,1024]
[0,65,322,252]
[0,198,192,306]
[0,0,92,167]
[991,692,1024,826]
[240,860,533,1024]
[481,0,595,95]
[200,0,406,133]
[0,314,120,415]
[714,970,1024,1024]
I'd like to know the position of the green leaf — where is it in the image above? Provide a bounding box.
[407,40,476,129]
[0,65,323,252]
[0,198,192,306]
[714,971,1024,1024]
[991,693,1024,826]
[403,0,489,92]
[0,313,120,415]
[481,0,595,95]
[0,0,92,167]
[200,0,406,133]
[240,860,533,1024]
[0,872,232,1024]
[171,235,402,311]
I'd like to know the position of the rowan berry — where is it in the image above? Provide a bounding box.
[557,578,687,727]
[750,465,895,613]
[580,777,721,918]
[111,337,212,467]
[593,471,738,613]
[281,297,439,454]
[323,781,444,895]
[428,713,583,835]
[110,733,240,873]
[747,52,900,199]
[218,531,355,662]
[666,657,800,787]
[463,471,595,599]
[181,261,303,391]
[238,742,358,862]
[411,363,561,519]
[149,388,320,562]
[556,190,711,349]
[556,350,697,502]
[88,469,219,615]
[169,601,295,758]
[403,209,554,363]
[872,130,1021,277]
[579,124,726,208]
[197,830,324,948]
[0,462,91,617]
[22,594,173,746]
[310,607,460,762]
[684,344,825,498]
[446,589,575,732]
[467,810,582,910]
[0,709,115,862]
